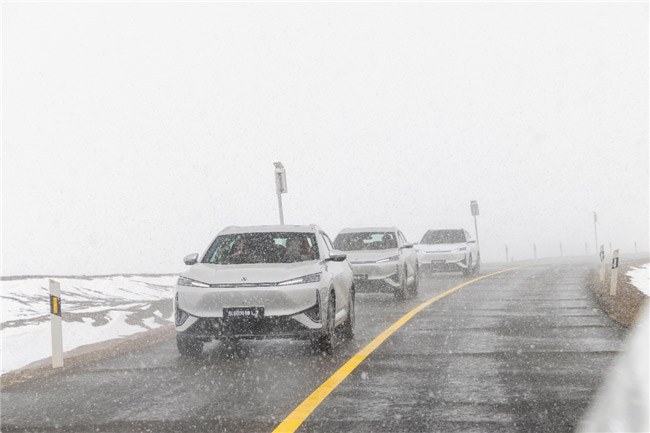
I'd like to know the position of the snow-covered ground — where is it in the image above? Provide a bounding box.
[1,275,176,374]
[627,263,649,296]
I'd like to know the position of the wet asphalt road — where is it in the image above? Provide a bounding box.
[1,260,626,433]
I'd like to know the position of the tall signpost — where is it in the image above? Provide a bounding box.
[593,211,599,255]
[470,200,480,248]
[274,162,287,225]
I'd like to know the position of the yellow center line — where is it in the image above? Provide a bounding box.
[272,266,524,433]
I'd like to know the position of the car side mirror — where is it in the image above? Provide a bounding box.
[328,250,347,262]
[403,243,414,248]
[184,253,198,266]
[468,240,476,244]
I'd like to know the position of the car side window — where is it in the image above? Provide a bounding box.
[464,230,471,242]
[321,232,334,253]
[398,231,407,246]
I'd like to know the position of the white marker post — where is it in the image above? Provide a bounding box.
[274,162,287,225]
[599,245,606,282]
[49,279,63,368]
[609,249,619,296]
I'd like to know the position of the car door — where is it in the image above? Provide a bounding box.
[464,230,477,266]
[320,232,349,317]
[397,230,416,281]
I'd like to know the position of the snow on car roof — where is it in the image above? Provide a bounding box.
[338,227,397,234]
[218,225,321,235]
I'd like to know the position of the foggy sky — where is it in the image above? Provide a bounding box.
[2,2,648,276]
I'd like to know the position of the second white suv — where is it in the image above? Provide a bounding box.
[333,227,419,299]
[416,229,480,276]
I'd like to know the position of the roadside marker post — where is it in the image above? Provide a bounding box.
[599,245,606,282]
[274,162,287,225]
[470,200,480,248]
[49,279,64,368]
[609,249,619,296]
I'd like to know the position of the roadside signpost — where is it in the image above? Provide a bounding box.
[505,244,509,263]
[470,200,480,248]
[609,249,619,295]
[274,162,287,225]
[49,279,63,368]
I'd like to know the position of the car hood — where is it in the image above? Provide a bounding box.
[344,249,400,263]
[181,261,322,285]
[416,243,466,253]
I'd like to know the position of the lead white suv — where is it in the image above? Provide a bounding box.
[333,227,419,299]
[416,229,480,276]
[174,225,354,356]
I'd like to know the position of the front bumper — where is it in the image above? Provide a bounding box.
[349,262,400,292]
[417,251,467,271]
[175,282,324,339]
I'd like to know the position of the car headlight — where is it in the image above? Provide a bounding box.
[452,247,467,252]
[278,273,321,286]
[376,255,400,263]
[177,276,210,288]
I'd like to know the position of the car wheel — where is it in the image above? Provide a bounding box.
[176,335,203,357]
[312,292,335,354]
[340,288,355,340]
[394,265,407,300]
[462,254,472,276]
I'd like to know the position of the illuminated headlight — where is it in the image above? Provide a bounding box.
[376,255,400,263]
[452,247,467,252]
[177,276,210,288]
[278,273,321,286]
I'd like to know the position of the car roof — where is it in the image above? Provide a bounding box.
[218,225,321,235]
[425,228,465,232]
[338,226,398,234]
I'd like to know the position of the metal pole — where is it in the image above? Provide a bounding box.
[533,243,537,260]
[560,242,563,257]
[277,193,284,225]
[505,244,509,263]
[473,215,479,248]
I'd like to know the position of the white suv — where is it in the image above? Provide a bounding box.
[333,227,419,299]
[416,229,480,276]
[174,225,354,356]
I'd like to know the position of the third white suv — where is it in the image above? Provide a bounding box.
[416,229,480,276]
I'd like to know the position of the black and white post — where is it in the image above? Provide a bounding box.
[470,200,480,248]
[593,211,598,255]
[610,249,620,295]
[599,245,606,282]
[274,162,287,225]
[49,279,63,368]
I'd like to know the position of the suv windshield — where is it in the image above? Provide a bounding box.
[333,232,398,251]
[421,230,466,244]
[202,232,319,264]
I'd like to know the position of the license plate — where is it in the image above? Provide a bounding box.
[223,307,264,319]
[432,260,446,265]
[354,274,368,281]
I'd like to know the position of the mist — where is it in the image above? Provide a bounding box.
[2,2,648,276]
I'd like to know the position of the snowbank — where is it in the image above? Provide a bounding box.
[626,263,649,296]
[1,275,176,374]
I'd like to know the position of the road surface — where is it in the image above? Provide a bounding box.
[1,261,626,432]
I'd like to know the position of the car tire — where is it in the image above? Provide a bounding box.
[340,288,355,340]
[394,265,407,300]
[311,292,335,354]
[411,264,420,296]
[176,335,203,357]
[462,254,472,276]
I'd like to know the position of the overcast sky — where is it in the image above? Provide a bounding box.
[2,2,648,276]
